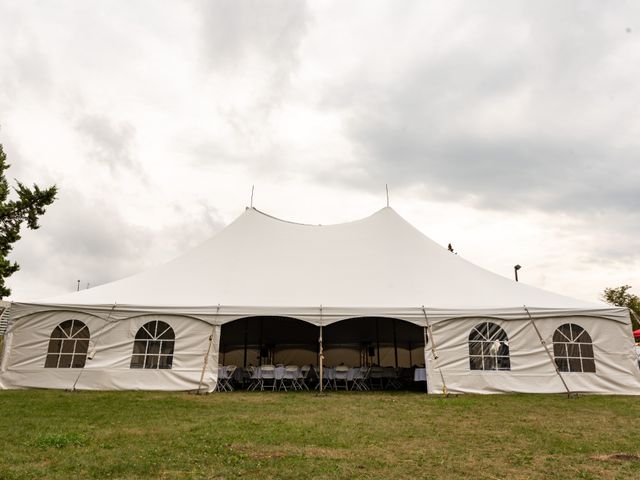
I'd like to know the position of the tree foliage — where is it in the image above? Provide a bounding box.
[0,143,57,298]
[602,285,640,329]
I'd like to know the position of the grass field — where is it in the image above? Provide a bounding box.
[1,391,639,479]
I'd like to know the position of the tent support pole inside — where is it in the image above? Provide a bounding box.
[318,306,324,394]
[375,318,380,365]
[393,318,398,368]
[259,318,264,366]
[243,318,248,368]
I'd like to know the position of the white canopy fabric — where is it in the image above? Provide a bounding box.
[30,207,602,315]
[2,206,639,394]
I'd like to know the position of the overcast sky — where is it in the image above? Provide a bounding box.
[1,0,638,303]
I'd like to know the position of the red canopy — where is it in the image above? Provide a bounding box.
[633,329,640,339]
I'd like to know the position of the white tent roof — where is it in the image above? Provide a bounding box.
[36,206,600,311]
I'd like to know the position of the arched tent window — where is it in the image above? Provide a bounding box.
[468,322,510,371]
[130,321,175,369]
[44,320,90,368]
[553,323,595,373]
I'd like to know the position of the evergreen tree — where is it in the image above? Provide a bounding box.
[0,143,57,298]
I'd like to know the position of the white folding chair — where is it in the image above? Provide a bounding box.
[351,366,369,391]
[260,365,277,391]
[280,365,302,391]
[247,366,261,391]
[300,365,313,390]
[224,365,237,391]
[334,365,349,390]
[383,366,402,390]
[369,366,385,390]
[215,366,228,392]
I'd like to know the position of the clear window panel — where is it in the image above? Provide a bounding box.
[45,354,59,368]
[160,341,174,356]
[483,356,497,371]
[567,343,581,358]
[497,356,511,370]
[469,356,483,370]
[582,358,596,373]
[580,343,594,358]
[71,355,86,368]
[58,354,73,368]
[553,343,567,357]
[132,341,147,355]
[468,342,483,356]
[158,355,173,369]
[145,355,159,369]
[147,341,160,355]
[47,339,62,354]
[555,358,569,372]
[568,357,582,372]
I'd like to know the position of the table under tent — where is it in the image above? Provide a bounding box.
[1,206,639,394]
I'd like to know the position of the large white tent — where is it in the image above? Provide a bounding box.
[1,206,639,393]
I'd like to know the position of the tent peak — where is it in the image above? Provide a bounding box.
[247,206,397,227]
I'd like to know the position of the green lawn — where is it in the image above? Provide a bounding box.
[0,390,639,479]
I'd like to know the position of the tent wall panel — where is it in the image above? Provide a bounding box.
[426,315,640,395]
[0,311,219,392]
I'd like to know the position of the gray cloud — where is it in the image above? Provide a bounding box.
[75,114,139,173]
[196,0,309,72]
[319,2,640,217]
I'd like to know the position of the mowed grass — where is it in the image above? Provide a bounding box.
[1,391,639,479]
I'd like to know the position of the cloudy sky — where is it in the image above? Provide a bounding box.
[0,0,638,303]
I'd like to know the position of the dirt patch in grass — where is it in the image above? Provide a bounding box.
[592,453,640,462]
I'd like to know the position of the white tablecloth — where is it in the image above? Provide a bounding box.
[413,367,426,381]
[251,366,304,380]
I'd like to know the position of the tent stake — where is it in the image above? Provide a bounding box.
[523,306,573,398]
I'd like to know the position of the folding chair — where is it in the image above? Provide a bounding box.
[260,365,277,391]
[369,366,385,390]
[300,365,313,390]
[216,365,236,392]
[334,365,349,390]
[383,366,402,390]
[215,366,228,392]
[280,365,302,391]
[247,366,261,391]
[351,366,369,391]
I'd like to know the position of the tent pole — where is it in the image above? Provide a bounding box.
[409,342,412,366]
[243,318,248,368]
[421,306,448,396]
[392,318,398,368]
[375,317,380,365]
[422,326,429,393]
[319,305,324,394]
[259,318,264,366]
[198,305,221,394]
[523,306,572,397]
